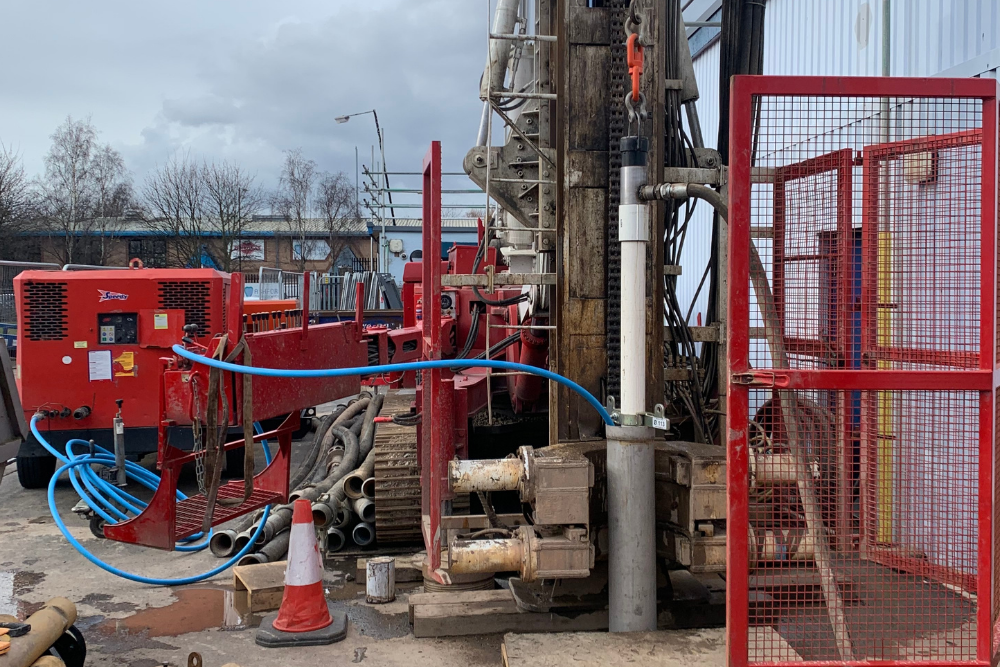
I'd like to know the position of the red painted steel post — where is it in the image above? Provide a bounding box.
[355,281,365,342]
[420,141,445,581]
[302,271,310,341]
[726,74,753,667]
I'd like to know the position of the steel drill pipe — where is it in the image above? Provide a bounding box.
[327,526,347,552]
[361,477,375,500]
[352,497,376,524]
[233,524,258,553]
[5,597,77,667]
[449,458,524,493]
[343,439,377,499]
[450,538,522,574]
[609,135,657,633]
[254,528,290,564]
[209,529,238,558]
[352,521,375,547]
[311,493,350,528]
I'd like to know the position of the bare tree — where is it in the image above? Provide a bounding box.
[141,155,207,268]
[273,149,317,271]
[315,171,359,274]
[38,116,98,264]
[202,161,265,272]
[90,144,133,265]
[0,142,37,259]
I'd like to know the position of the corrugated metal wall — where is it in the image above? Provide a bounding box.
[680,0,1000,326]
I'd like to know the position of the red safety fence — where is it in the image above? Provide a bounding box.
[727,76,997,666]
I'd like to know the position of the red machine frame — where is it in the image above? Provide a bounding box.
[727,76,997,666]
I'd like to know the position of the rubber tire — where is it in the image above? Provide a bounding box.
[16,455,57,489]
[224,446,247,478]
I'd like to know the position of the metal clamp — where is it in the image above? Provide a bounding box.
[606,399,669,431]
[731,371,790,388]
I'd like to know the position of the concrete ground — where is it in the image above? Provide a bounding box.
[0,427,503,667]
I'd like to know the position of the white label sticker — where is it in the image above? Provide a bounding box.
[651,416,668,430]
[154,313,168,330]
[88,350,112,381]
[100,326,115,344]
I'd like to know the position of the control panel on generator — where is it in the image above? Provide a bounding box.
[98,313,138,345]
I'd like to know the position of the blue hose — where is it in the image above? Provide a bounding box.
[32,414,272,585]
[171,344,615,426]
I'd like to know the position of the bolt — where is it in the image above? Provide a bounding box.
[475,155,485,166]
[543,188,550,195]
[517,144,524,150]
[542,219,550,228]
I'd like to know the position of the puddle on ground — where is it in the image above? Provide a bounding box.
[95,588,254,637]
[0,570,47,618]
[92,577,419,641]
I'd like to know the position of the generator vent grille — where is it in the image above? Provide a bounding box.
[23,282,69,341]
[158,281,212,337]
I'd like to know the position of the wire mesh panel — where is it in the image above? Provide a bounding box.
[727,76,996,667]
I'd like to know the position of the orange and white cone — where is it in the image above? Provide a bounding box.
[272,499,332,633]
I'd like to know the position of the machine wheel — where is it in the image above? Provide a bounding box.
[47,624,86,667]
[16,455,56,489]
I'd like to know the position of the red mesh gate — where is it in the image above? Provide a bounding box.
[726,76,997,666]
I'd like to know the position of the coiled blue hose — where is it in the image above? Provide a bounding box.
[171,344,615,425]
[32,414,271,585]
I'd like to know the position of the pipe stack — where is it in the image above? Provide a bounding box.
[215,392,386,563]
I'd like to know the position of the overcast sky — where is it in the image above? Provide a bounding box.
[0,0,491,211]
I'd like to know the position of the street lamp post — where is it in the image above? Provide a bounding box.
[336,109,396,272]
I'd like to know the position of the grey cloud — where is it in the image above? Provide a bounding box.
[2,0,489,199]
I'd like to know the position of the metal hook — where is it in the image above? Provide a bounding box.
[624,91,649,125]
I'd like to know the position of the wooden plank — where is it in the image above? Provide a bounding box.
[414,602,607,638]
[567,151,608,188]
[232,560,286,613]
[568,46,609,150]
[567,4,609,44]
[502,629,726,667]
[664,325,719,343]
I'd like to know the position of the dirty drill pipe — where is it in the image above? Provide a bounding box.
[327,527,347,552]
[352,522,375,547]
[5,597,76,667]
[238,528,290,566]
[343,446,377,499]
[209,529,239,558]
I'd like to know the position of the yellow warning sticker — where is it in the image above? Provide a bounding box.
[113,351,136,377]
[154,313,168,330]
[73,341,88,349]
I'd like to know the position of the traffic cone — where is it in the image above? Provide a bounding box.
[256,499,348,647]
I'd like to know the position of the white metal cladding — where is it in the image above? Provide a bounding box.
[677,40,720,325]
[678,0,1000,323]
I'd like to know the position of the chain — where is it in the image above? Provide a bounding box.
[191,374,206,494]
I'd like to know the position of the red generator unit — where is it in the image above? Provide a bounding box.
[14,268,233,487]
[14,267,363,490]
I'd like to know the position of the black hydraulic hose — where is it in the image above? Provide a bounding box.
[358,392,385,461]
[290,407,341,491]
[304,398,370,483]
